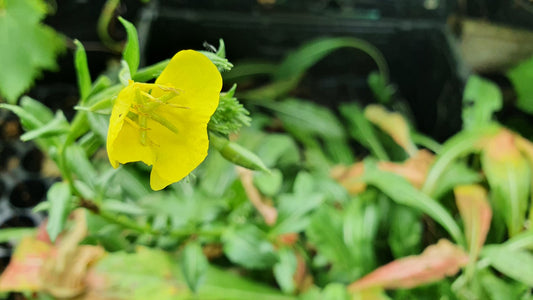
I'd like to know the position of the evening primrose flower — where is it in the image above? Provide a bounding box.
[106,50,222,190]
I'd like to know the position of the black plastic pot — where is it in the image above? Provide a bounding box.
[143,1,465,140]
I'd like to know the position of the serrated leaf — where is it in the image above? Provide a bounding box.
[46,181,72,241]
[73,39,91,101]
[222,225,277,269]
[462,75,502,129]
[0,0,65,103]
[118,17,140,75]
[306,206,360,280]
[507,55,533,114]
[180,242,208,292]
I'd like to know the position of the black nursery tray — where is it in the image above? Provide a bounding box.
[142,0,465,141]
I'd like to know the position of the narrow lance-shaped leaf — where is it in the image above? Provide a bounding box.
[180,241,209,293]
[118,17,140,75]
[422,124,500,196]
[362,160,465,247]
[454,185,492,264]
[46,182,72,242]
[481,129,530,237]
[482,245,533,287]
[364,104,417,156]
[348,239,468,291]
[73,39,91,102]
[339,103,388,160]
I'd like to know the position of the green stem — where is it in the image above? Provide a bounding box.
[58,112,89,196]
[97,0,122,52]
[132,59,170,82]
[81,199,223,238]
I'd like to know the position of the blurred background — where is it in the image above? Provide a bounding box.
[2,0,533,275]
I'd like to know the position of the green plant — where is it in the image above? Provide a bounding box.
[1,11,533,300]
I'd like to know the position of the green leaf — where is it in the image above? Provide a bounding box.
[363,160,465,247]
[306,206,360,281]
[482,245,533,286]
[422,124,500,196]
[388,205,422,258]
[180,241,208,292]
[462,75,502,129]
[0,0,65,103]
[274,37,388,83]
[478,269,525,300]
[0,228,36,243]
[322,283,349,300]
[482,130,530,237]
[118,17,140,75]
[253,133,300,167]
[272,192,323,236]
[222,225,277,269]
[339,103,388,160]
[273,248,298,294]
[19,110,69,141]
[19,96,54,124]
[254,169,283,197]
[343,197,379,273]
[431,162,482,200]
[507,55,533,114]
[0,103,43,131]
[368,71,394,104]
[265,98,345,140]
[46,181,72,242]
[66,144,98,188]
[73,39,91,101]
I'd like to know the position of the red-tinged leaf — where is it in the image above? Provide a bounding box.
[0,237,51,292]
[330,162,367,195]
[481,129,530,237]
[364,104,417,156]
[348,239,468,291]
[454,185,492,262]
[378,149,434,189]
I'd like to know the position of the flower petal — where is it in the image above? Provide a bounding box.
[149,50,222,189]
[106,83,155,168]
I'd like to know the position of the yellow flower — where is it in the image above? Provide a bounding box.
[106,50,222,190]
